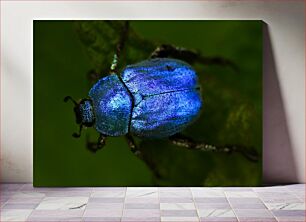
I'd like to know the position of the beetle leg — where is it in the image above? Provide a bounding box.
[150,44,197,61]
[150,44,238,72]
[169,133,259,162]
[110,21,129,74]
[125,134,142,157]
[86,133,107,153]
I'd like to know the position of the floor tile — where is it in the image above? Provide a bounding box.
[92,187,126,192]
[223,188,253,192]
[89,197,124,203]
[44,191,92,197]
[83,208,123,217]
[265,202,305,210]
[195,197,228,203]
[86,202,123,209]
[261,197,302,204]
[7,197,44,204]
[21,185,91,192]
[200,217,238,222]
[126,188,158,198]
[234,209,274,218]
[230,202,266,209]
[257,192,300,204]
[83,217,121,222]
[122,209,160,217]
[160,203,196,210]
[0,209,33,221]
[161,216,199,222]
[27,217,83,221]
[2,203,39,209]
[192,189,225,197]
[20,184,39,191]
[237,218,277,222]
[1,184,24,191]
[125,197,159,203]
[91,190,125,198]
[161,209,198,217]
[36,196,88,210]
[1,196,10,205]
[159,188,190,192]
[122,217,161,221]
[253,186,289,193]
[225,191,258,198]
[160,197,194,203]
[10,191,46,199]
[29,209,84,218]
[272,209,305,217]
[285,184,305,191]
[198,209,235,217]
[228,198,262,204]
[159,190,192,198]
[276,218,306,222]
[291,191,305,201]
[125,203,160,209]
[196,203,231,209]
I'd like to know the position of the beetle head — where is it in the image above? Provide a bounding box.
[64,96,95,138]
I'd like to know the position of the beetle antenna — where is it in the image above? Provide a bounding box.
[64,96,78,106]
[72,124,83,138]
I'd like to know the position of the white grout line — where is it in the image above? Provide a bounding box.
[190,187,200,222]
[120,187,127,222]
[224,188,240,222]
[80,187,93,222]
[158,186,161,222]
[0,196,10,209]
[288,188,305,203]
[254,187,280,222]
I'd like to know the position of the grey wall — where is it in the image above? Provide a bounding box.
[1,1,305,184]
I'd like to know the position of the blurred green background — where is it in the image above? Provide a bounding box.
[34,21,262,186]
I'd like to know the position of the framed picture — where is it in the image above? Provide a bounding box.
[34,20,262,186]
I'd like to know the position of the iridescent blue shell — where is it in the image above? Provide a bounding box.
[88,58,202,138]
[88,74,132,136]
[122,58,202,138]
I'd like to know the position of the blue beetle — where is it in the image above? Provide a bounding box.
[64,23,258,161]
[65,57,202,153]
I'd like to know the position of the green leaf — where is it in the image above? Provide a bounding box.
[75,21,156,76]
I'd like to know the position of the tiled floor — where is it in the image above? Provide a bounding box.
[0,184,304,222]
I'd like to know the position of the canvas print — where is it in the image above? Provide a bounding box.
[34,20,262,186]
